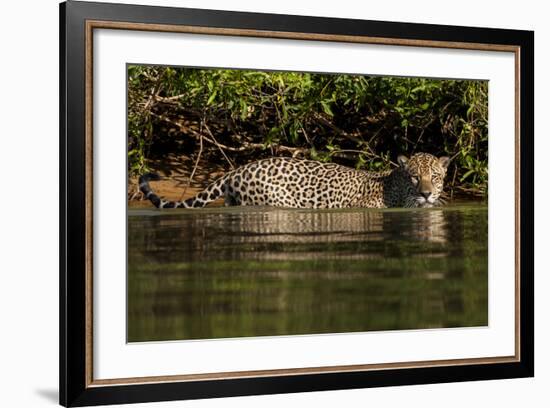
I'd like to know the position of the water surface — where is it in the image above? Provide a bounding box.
[128,203,488,342]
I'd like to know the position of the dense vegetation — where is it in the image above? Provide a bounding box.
[128,65,488,198]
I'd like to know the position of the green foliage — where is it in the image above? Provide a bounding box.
[127,65,488,197]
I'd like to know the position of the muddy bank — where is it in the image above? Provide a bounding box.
[128,181,224,208]
[128,154,228,208]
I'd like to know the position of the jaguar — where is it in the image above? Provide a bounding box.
[139,152,450,209]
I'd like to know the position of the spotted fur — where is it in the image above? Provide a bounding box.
[139,153,450,209]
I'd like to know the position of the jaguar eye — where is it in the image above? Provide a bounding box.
[411,176,419,184]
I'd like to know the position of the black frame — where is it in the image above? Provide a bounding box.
[60,1,534,406]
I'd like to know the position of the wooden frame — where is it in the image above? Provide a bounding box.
[60,1,534,406]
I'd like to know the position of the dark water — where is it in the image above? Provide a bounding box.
[127,203,488,342]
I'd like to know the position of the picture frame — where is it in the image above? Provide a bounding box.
[59,0,534,406]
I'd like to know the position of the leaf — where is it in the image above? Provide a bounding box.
[460,169,475,182]
[282,102,288,121]
[206,90,217,105]
[240,100,248,121]
[321,101,333,116]
[289,125,299,143]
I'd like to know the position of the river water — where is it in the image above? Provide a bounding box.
[127,203,488,342]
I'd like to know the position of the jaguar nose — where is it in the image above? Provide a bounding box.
[420,191,431,199]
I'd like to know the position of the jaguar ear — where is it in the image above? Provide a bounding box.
[438,156,450,170]
[397,155,409,169]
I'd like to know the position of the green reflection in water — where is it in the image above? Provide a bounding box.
[127,203,487,342]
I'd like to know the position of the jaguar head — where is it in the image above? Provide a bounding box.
[397,153,450,208]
